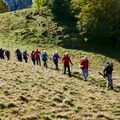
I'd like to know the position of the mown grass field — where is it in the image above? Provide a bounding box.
[0,8,120,120]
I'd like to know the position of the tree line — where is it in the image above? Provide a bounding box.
[32,0,120,46]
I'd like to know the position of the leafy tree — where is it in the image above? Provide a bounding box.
[0,0,8,13]
[47,0,73,21]
[70,0,120,42]
[32,0,47,8]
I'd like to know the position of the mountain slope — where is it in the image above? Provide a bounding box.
[0,60,120,120]
[0,8,120,120]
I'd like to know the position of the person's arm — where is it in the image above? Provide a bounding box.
[62,57,64,63]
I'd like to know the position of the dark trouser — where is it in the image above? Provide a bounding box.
[36,57,41,66]
[23,57,28,63]
[32,58,35,65]
[6,55,10,61]
[64,64,71,77]
[54,61,58,70]
[0,55,4,59]
[43,59,47,68]
[17,55,22,62]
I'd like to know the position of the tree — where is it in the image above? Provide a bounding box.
[0,0,8,13]
[70,0,120,43]
[47,0,73,21]
[32,0,47,8]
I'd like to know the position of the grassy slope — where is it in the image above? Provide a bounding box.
[0,8,120,120]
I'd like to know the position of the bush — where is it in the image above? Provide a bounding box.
[0,0,8,13]
[32,0,47,8]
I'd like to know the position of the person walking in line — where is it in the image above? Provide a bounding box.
[103,62,114,89]
[31,50,36,65]
[15,49,22,62]
[62,53,73,77]
[0,48,5,60]
[5,50,10,61]
[41,50,48,68]
[52,51,60,70]
[34,48,41,66]
[80,56,89,81]
[23,50,29,63]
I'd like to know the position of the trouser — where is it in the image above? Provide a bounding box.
[17,55,22,62]
[64,64,71,77]
[43,59,47,68]
[23,57,28,63]
[32,58,35,65]
[54,61,58,70]
[6,55,10,61]
[82,68,88,80]
[106,74,113,89]
[36,57,41,66]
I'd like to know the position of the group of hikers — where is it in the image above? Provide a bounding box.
[0,48,114,90]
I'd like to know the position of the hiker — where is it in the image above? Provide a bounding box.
[15,49,22,62]
[31,50,36,65]
[23,50,29,63]
[5,50,10,60]
[52,51,60,70]
[41,50,48,68]
[34,49,41,66]
[103,62,114,89]
[62,53,73,77]
[0,48,5,59]
[80,56,89,81]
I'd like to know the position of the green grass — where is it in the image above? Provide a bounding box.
[0,8,120,120]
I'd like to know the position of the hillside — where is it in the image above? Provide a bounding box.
[0,8,120,120]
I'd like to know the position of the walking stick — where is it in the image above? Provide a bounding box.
[98,72,107,79]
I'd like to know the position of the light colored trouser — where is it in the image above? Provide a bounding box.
[106,74,113,89]
[82,68,88,79]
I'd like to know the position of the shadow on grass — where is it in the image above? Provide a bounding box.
[114,85,120,93]
[62,40,120,62]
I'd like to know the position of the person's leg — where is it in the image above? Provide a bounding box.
[8,55,10,60]
[38,57,41,66]
[67,65,71,77]
[45,60,48,68]
[56,61,58,70]
[108,74,113,89]
[32,58,35,65]
[82,69,87,81]
[25,58,27,63]
[64,64,66,74]
[54,61,58,70]
[84,69,88,81]
[36,58,38,65]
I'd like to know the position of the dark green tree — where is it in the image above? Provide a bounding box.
[0,0,8,13]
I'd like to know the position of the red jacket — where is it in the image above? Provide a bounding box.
[31,51,36,59]
[80,58,89,69]
[62,55,72,65]
[34,50,40,58]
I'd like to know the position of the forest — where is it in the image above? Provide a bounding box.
[33,0,120,48]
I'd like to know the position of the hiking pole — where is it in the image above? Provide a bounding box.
[98,72,107,80]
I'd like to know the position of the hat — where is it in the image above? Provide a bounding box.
[55,51,58,54]
[84,56,88,59]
